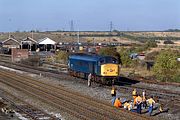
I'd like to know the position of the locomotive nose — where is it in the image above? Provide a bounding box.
[101,64,119,76]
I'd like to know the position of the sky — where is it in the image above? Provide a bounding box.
[0,0,180,32]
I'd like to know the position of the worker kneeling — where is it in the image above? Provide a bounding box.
[114,97,122,108]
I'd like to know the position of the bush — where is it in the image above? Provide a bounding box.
[117,47,132,67]
[153,49,179,82]
[145,51,160,61]
[55,51,69,64]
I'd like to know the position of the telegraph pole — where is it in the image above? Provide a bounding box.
[70,20,74,31]
[110,21,113,32]
[77,30,80,44]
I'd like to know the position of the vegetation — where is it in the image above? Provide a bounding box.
[55,50,69,64]
[153,49,179,82]
[165,29,180,32]
[117,47,132,67]
[129,40,158,53]
[145,51,160,61]
[98,47,121,64]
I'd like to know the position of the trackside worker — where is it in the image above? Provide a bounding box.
[111,96,116,106]
[142,90,147,109]
[88,73,92,87]
[111,86,116,97]
[114,97,122,108]
[132,89,137,106]
[146,96,155,116]
[156,99,163,113]
[132,89,137,97]
[124,102,133,111]
[135,95,142,114]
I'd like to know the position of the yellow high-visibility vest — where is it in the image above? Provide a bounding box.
[132,90,137,96]
[111,89,115,95]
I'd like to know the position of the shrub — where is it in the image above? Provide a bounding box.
[117,47,132,67]
[153,49,179,82]
[55,51,69,64]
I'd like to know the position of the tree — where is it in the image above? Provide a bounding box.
[117,47,132,67]
[153,49,179,82]
[98,47,121,64]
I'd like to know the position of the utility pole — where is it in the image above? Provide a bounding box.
[77,30,80,44]
[110,21,113,32]
[31,30,33,39]
[93,38,95,47]
[8,19,12,38]
[70,20,74,31]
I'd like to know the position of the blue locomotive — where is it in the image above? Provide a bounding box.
[68,53,119,84]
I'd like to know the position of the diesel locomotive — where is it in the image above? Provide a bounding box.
[68,53,120,85]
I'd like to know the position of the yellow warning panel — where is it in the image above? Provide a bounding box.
[101,64,119,76]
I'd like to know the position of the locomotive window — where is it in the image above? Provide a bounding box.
[112,58,117,63]
[99,59,105,64]
[106,57,117,63]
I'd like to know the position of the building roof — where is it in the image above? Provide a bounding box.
[2,37,20,45]
[38,37,56,45]
[22,37,37,43]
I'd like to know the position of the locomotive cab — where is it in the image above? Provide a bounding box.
[99,57,119,76]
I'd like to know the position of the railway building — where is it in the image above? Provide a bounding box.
[38,37,56,51]
[21,37,37,51]
[2,37,20,49]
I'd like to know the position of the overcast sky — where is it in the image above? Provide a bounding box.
[0,0,180,32]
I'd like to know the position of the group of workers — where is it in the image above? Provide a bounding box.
[87,74,163,116]
[111,87,163,116]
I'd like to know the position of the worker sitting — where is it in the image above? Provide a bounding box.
[114,97,122,108]
[146,96,155,116]
[111,86,116,97]
[124,101,133,111]
[135,95,142,114]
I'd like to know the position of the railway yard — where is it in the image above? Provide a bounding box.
[0,54,179,120]
[0,0,180,118]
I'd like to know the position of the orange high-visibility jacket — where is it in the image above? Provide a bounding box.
[114,98,122,108]
[136,96,142,104]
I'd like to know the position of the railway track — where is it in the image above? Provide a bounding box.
[0,58,179,117]
[0,70,152,120]
[0,89,57,120]
[0,54,179,87]
[0,59,179,102]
